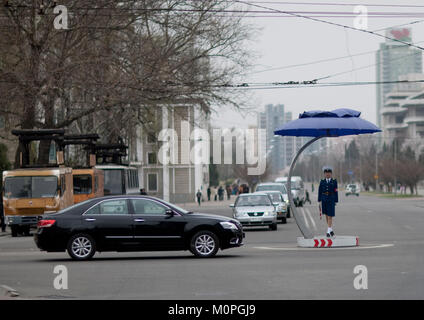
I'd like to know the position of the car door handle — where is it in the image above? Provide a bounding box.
[134,219,145,222]
[85,218,96,222]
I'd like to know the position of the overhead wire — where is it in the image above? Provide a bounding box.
[234,0,424,51]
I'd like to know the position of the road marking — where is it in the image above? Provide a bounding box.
[305,207,317,231]
[253,243,394,251]
[300,208,310,229]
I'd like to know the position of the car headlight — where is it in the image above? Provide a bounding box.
[220,221,238,230]
[235,211,247,218]
[264,211,276,216]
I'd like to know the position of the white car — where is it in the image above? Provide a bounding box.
[255,182,291,217]
[346,184,360,196]
[230,193,278,231]
[275,176,305,207]
[255,190,288,224]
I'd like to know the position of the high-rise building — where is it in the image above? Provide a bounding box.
[381,73,424,141]
[257,105,300,175]
[376,28,422,128]
[257,104,285,174]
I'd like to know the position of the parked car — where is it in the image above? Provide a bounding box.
[275,176,305,207]
[230,193,278,231]
[346,184,360,196]
[255,190,288,224]
[254,182,291,217]
[34,196,245,260]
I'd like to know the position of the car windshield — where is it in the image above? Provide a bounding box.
[4,176,58,198]
[267,193,281,202]
[236,195,271,207]
[256,184,287,194]
[290,182,301,190]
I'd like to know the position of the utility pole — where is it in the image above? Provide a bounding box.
[394,139,397,195]
[359,151,362,185]
[375,148,379,192]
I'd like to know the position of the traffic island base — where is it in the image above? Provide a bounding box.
[297,235,359,248]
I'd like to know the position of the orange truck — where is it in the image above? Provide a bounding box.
[2,130,103,236]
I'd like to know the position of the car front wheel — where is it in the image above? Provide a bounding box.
[269,223,278,231]
[190,231,219,258]
[67,234,96,261]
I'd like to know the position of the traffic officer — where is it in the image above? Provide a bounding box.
[318,166,338,237]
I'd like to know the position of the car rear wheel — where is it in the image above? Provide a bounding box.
[190,231,219,258]
[67,234,96,261]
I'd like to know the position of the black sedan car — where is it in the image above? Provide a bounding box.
[34,196,244,260]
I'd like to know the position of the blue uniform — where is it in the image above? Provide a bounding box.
[318,178,338,217]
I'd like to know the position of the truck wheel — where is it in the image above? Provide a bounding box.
[11,226,18,237]
[23,226,31,236]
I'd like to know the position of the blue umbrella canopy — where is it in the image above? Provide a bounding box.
[274,108,381,137]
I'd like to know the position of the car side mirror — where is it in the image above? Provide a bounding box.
[272,202,279,207]
[229,204,234,208]
[57,186,61,196]
[165,209,174,216]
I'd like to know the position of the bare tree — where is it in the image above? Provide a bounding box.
[0,0,254,165]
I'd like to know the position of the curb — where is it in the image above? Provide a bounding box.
[297,235,359,248]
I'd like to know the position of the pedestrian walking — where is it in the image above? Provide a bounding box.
[305,189,311,204]
[226,185,231,200]
[207,187,211,201]
[318,166,338,238]
[196,189,202,206]
[218,186,224,201]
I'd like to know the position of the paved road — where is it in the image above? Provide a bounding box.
[0,192,423,299]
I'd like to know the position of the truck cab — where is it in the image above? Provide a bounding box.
[2,167,73,236]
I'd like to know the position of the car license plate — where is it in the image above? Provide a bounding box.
[251,218,261,222]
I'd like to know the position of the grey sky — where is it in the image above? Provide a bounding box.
[211,0,424,129]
